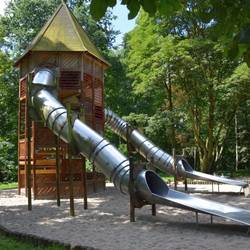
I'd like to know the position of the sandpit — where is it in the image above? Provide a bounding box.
[0,183,250,250]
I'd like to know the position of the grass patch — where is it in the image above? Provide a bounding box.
[0,182,18,190]
[0,233,65,250]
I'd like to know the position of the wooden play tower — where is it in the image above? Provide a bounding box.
[15,2,108,200]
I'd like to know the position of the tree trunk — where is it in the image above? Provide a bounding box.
[165,72,176,150]
[189,83,216,174]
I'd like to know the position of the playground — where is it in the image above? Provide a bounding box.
[1,1,250,250]
[1,183,250,250]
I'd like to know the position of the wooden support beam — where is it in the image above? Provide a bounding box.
[55,136,61,207]
[195,211,199,225]
[79,107,88,208]
[26,73,32,211]
[17,98,22,195]
[66,103,75,217]
[127,124,135,222]
[92,163,97,193]
[152,204,156,216]
[149,156,157,216]
[182,149,188,192]
[33,166,37,200]
[18,164,21,195]
[184,178,188,192]
[82,158,88,209]
[172,148,177,190]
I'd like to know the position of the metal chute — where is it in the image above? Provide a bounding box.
[105,108,248,188]
[29,68,250,226]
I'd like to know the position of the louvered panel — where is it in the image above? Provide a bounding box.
[94,106,103,119]
[84,102,93,113]
[19,101,26,138]
[60,71,80,89]
[19,77,27,99]
[83,73,93,100]
[94,78,103,106]
[94,88,102,106]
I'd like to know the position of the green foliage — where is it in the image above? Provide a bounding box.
[0,0,61,57]
[123,10,250,173]
[219,63,250,171]
[89,0,182,20]
[0,182,18,190]
[104,50,133,114]
[88,0,250,66]
[0,232,65,250]
[0,140,17,182]
[0,51,18,182]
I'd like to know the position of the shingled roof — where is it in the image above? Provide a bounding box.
[15,1,109,66]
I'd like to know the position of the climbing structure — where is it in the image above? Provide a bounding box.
[15,2,108,199]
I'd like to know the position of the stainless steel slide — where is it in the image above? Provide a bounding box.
[30,68,250,226]
[105,109,248,188]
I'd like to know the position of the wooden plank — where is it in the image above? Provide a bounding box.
[35,159,57,165]
[18,159,56,166]
[20,169,56,175]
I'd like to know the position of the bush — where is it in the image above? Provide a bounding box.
[0,140,17,182]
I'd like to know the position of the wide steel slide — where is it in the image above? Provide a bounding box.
[30,68,250,226]
[105,109,248,188]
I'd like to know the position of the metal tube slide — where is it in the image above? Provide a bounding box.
[30,68,250,226]
[105,109,248,188]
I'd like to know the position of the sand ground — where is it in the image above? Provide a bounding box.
[0,183,250,250]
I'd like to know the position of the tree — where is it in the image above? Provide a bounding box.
[123,10,248,173]
[0,51,18,181]
[89,0,182,20]
[0,0,61,57]
[104,50,132,115]
[123,13,179,150]
[220,63,250,172]
[89,0,250,65]
[172,39,238,173]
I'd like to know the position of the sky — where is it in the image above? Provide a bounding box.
[111,3,136,46]
[0,0,8,15]
[0,1,136,46]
